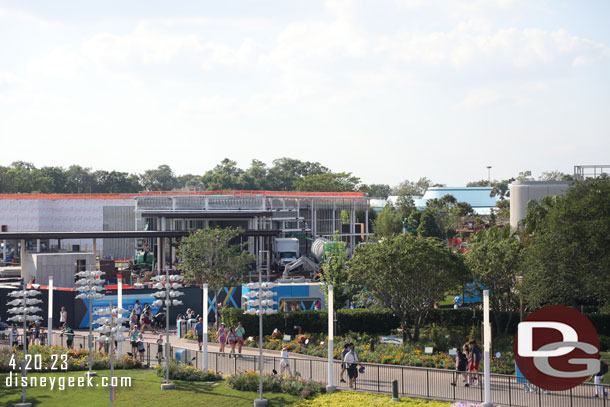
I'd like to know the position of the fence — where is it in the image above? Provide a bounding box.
[1,331,609,407]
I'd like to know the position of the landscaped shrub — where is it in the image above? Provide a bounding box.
[0,345,143,372]
[289,391,451,406]
[226,371,325,399]
[155,361,222,381]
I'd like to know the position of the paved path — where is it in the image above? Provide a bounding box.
[8,328,610,407]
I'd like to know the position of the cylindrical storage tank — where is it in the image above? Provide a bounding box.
[310,238,328,262]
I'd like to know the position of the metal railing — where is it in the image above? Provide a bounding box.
[1,331,608,407]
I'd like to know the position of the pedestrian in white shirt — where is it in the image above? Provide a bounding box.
[343,344,359,388]
[280,346,292,376]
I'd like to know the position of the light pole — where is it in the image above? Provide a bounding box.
[326,285,336,393]
[482,290,492,407]
[94,302,128,407]
[75,269,105,377]
[486,166,492,185]
[245,274,277,407]
[47,276,53,347]
[203,283,208,371]
[7,288,43,407]
[152,269,184,390]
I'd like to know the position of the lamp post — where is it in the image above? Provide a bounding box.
[94,302,128,407]
[47,276,53,347]
[7,288,43,407]
[152,269,184,390]
[244,273,277,407]
[482,290,492,407]
[75,269,105,377]
[203,283,208,371]
[326,285,335,393]
[486,166,492,185]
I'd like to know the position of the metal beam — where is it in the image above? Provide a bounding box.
[0,230,282,240]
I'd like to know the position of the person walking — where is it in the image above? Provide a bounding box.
[61,325,74,349]
[130,327,139,356]
[227,327,238,357]
[594,356,609,398]
[340,344,350,383]
[344,344,358,388]
[236,322,245,355]
[217,323,227,354]
[137,333,145,361]
[133,300,142,326]
[280,346,292,376]
[156,334,164,362]
[140,311,153,333]
[451,345,469,387]
[467,341,481,386]
[195,317,204,351]
[59,306,67,328]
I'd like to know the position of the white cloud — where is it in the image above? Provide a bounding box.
[26,44,86,78]
[378,26,610,69]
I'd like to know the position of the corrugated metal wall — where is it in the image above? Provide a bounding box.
[102,206,135,259]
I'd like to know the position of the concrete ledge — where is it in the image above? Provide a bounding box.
[161,382,175,390]
[253,398,268,407]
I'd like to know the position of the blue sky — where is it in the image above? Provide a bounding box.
[1,0,609,187]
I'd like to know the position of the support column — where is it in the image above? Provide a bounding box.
[20,239,26,283]
[48,276,53,347]
[483,290,492,407]
[36,239,40,253]
[203,284,208,370]
[350,209,355,252]
[326,285,336,393]
[365,209,369,242]
[2,239,6,261]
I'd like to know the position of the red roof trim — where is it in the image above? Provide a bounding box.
[0,190,364,200]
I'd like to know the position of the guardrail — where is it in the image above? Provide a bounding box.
[1,331,608,407]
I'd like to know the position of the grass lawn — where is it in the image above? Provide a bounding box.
[0,369,299,407]
[290,391,451,407]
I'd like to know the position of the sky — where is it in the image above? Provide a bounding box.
[0,0,609,187]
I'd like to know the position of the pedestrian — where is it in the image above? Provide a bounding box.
[217,323,227,354]
[137,333,145,361]
[453,294,463,309]
[39,327,46,346]
[227,327,237,357]
[340,344,350,383]
[451,345,469,387]
[594,355,608,398]
[130,327,139,356]
[10,324,18,349]
[157,334,164,362]
[33,324,40,345]
[59,306,67,328]
[61,325,74,349]
[280,346,292,376]
[140,311,153,333]
[195,317,204,351]
[129,310,138,329]
[344,344,358,388]
[467,340,481,385]
[133,300,142,327]
[236,322,245,354]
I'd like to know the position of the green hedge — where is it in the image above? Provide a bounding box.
[220,308,399,337]
[221,307,610,338]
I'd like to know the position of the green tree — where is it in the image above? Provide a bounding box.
[392,177,432,197]
[373,204,402,238]
[417,209,443,239]
[319,240,351,308]
[465,227,522,334]
[521,178,610,308]
[140,164,178,191]
[201,158,246,190]
[538,170,574,181]
[178,227,255,303]
[267,158,329,191]
[495,199,510,219]
[349,235,467,341]
[362,184,392,198]
[294,172,361,192]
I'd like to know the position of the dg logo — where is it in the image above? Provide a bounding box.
[514,305,600,391]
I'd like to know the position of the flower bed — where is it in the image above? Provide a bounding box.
[290,391,452,406]
[155,361,222,381]
[243,332,515,374]
[226,371,325,399]
[0,345,144,372]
